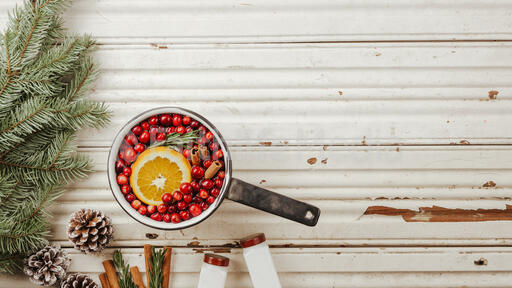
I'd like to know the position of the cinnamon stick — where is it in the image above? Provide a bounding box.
[144,244,153,286]
[102,260,120,288]
[130,266,146,288]
[99,272,111,288]
[191,147,200,165]
[162,246,172,288]
[204,160,222,179]
[199,144,209,159]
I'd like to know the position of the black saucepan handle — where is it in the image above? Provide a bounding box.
[226,178,320,226]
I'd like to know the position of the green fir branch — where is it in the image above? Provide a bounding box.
[0,0,111,273]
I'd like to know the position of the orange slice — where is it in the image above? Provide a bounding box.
[130,146,191,205]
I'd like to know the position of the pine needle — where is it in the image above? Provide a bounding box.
[148,130,200,150]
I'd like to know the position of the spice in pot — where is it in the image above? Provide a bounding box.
[197,254,230,288]
[241,233,282,288]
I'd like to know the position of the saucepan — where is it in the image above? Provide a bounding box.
[108,107,320,230]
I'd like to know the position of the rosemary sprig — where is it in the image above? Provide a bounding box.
[113,250,138,288]
[148,247,166,288]
[148,130,200,150]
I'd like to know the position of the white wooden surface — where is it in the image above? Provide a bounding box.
[2,0,512,287]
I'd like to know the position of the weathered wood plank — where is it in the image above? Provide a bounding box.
[2,0,512,43]
[3,248,512,287]
[70,43,512,146]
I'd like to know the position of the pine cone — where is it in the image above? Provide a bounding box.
[23,244,70,286]
[67,208,113,253]
[61,274,99,288]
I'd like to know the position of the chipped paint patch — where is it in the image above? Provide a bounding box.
[459,140,470,145]
[474,258,488,266]
[307,157,317,165]
[321,158,328,164]
[259,179,267,184]
[145,233,159,239]
[193,248,231,254]
[338,90,343,96]
[483,181,497,188]
[187,241,201,247]
[259,141,272,146]
[361,136,367,145]
[488,90,499,100]
[363,205,512,222]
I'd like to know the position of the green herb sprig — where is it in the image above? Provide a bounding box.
[148,130,200,150]
[113,250,138,288]
[148,247,166,288]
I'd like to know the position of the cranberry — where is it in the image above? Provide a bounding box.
[185,126,193,133]
[118,151,124,160]
[163,213,171,223]
[176,126,185,134]
[115,160,125,173]
[209,142,219,151]
[180,210,191,221]
[190,120,200,129]
[198,137,208,145]
[149,116,159,126]
[191,182,200,193]
[205,132,214,142]
[131,125,143,136]
[156,133,166,141]
[191,166,204,179]
[177,201,186,210]
[117,174,128,185]
[198,126,207,134]
[160,114,172,126]
[134,144,145,153]
[199,189,209,199]
[147,205,157,214]
[151,213,162,221]
[192,196,202,203]
[183,194,192,203]
[203,160,212,169]
[125,134,138,146]
[157,203,167,214]
[213,150,223,160]
[162,193,173,204]
[139,131,150,143]
[182,116,191,126]
[163,127,174,135]
[210,188,220,197]
[122,167,132,177]
[170,213,181,223]
[149,126,159,135]
[200,179,214,190]
[141,122,150,130]
[189,204,202,217]
[131,200,141,209]
[218,171,225,179]
[121,185,132,195]
[125,193,135,202]
[214,178,223,188]
[124,147,137,163]
[138,205,148,215]
[173,191,183,201]
[206,196,216,204]
[183,149,191,159]
[172,115,182,126]
[168,204,177,214]
[200,202,209,211]
[180,183,193,194]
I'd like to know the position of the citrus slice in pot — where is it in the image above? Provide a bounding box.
[130,146,191,205]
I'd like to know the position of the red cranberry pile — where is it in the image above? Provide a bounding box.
[115,113,226,224]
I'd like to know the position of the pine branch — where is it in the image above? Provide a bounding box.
[0,0,111,273]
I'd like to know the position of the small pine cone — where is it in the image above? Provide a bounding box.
[67,208,113,253]
[23,244,70,286]
[61,274,99,288]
